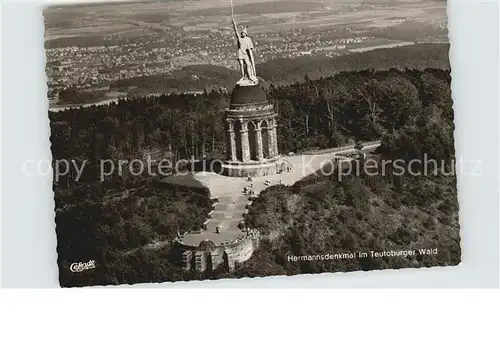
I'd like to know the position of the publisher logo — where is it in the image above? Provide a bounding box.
[70,260,96,273]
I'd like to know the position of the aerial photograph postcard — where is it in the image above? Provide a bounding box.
[44,0,460,287]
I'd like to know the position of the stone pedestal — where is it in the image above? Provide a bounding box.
[222,84,280,178]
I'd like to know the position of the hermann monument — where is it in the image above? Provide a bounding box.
[221,17,281,177]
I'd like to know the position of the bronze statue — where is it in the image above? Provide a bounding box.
[232,18,258,85]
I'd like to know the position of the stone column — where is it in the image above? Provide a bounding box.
[240,121,251,162]
[272,121,279,156]
[267,120,275,157]
[227,120,237,162]
[256,126,264,161]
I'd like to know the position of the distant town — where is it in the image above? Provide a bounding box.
[44,1,448,106]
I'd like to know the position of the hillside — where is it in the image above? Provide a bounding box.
[106,43,450,96]
[56,181,212,287]
[110,64,240,95]
[258,43,450,85]
[238,172,460,277]
[50,68,457,285]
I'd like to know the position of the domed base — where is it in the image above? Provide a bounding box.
[221,157,282,178]
[230,83,268,106]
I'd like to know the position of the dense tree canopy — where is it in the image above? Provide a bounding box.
[51,68,452,172]
[50,68,458,286]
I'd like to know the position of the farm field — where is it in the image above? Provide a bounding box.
[44,0,447,42]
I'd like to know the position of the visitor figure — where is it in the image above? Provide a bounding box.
[232,18,258,84]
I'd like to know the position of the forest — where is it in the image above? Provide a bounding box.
[49,67,458,286]
[239,170,459,278]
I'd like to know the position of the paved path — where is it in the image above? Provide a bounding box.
[121,142,380,255]
[179,142,380,247]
